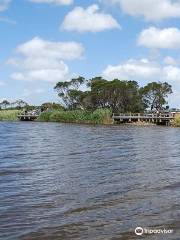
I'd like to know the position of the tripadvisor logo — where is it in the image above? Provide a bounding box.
[135,227,143,236]
[135,226,173,236]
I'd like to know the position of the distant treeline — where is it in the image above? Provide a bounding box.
[0,100,63,111]
[0,99,28,110]
[0,77,173,115]
[54,76,173,113]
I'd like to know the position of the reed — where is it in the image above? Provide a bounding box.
[0,110,20,121]
[171,116,180,127]
[38,109,112,124]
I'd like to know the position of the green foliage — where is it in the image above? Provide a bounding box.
[172,116,180,127]
[26,105,37,111]
[38,111,52,122]
[38,109,112,124]
[0,100,10,109]
[0,110,20,121]
[54,77,148,113]
[90,77,143,112]
[0,99,28,110]
[140,82,172,111]
[54,76,87,109]
[41,102,64,111]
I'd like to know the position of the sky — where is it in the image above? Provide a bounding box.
[0,0,180,106]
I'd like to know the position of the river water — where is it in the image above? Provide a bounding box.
[0,122,179,240]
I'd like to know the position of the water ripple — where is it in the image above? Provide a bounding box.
[0,122,179,240]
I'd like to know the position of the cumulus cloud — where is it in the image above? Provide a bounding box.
[103,58,180,107]
[102,59,161,80]
[102,58,180,84]
[8,37,84,83]
[0,0,11,12]
[138,27,180,49]
[61,4,120,32]
[29,0,73,5]
[16,37,84,60]
[109,0,180,21]
[163,65,180,81]
[11,66,69,83]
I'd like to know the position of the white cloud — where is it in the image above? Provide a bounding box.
[29,0,73,5]
[102,59,161,80]
[61,4,120,32]
[109,0,180,21]
[163,65,180,81]
[102,58,180,108]
[164,56,177,65]
[0,0,11,12]
[16,37,84,60]
[102,58,180,84]
[8,37,84,83]
[138,27,180,49]
[11,66,69,83]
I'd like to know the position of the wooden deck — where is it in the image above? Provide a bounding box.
[18,114,39,121]
[112,113,175,125]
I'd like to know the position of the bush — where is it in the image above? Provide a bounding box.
[172,116,180,127]
[0,110,20,121]
[38,111,53,122]
[38,109,112,124]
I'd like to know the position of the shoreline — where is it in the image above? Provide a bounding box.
[0,118,173,128]
[0,109,178,127]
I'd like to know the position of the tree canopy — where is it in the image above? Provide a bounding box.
[54,76,173,113]
[140,82,172,111]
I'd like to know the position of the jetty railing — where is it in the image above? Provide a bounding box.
[112,112,175,125]
[17,113,39,121]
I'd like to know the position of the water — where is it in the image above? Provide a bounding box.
[0,122,179,240]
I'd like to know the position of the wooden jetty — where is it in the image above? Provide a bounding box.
[18,114,39,121]
[112,112,175,126]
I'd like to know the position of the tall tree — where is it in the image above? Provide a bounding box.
[0,100,10,109]
[140,82,172,111]
[89,78,143,112]
[14,100,28,109]
[54,76,86,109]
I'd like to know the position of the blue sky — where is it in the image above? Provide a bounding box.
[0,0,180,106]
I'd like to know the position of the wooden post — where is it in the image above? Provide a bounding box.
[152,113,154,123]
[138,113,140,122]
[112,113,115,124]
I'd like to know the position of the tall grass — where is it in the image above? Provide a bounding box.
[0,110,20,121]
[171,116,180,127]
[38,109,112,124]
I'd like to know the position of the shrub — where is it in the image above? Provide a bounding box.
[38,111,52,122]
[38,109,112,124]
[172,116,180,127]
[0,110,20,121]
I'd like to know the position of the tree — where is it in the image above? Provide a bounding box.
[54,76,86,109]
[41,102,64,111]
[89,78,143,112]
[140,82,172,111]
[0,100,10,109]
[14,100,28,109]
[54,76,173,113]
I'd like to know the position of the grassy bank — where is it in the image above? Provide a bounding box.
[0,110,20,121]
[38,109,113,125]
[171,116,180,127]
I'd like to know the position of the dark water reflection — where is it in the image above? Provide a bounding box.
[0,122,179,240]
